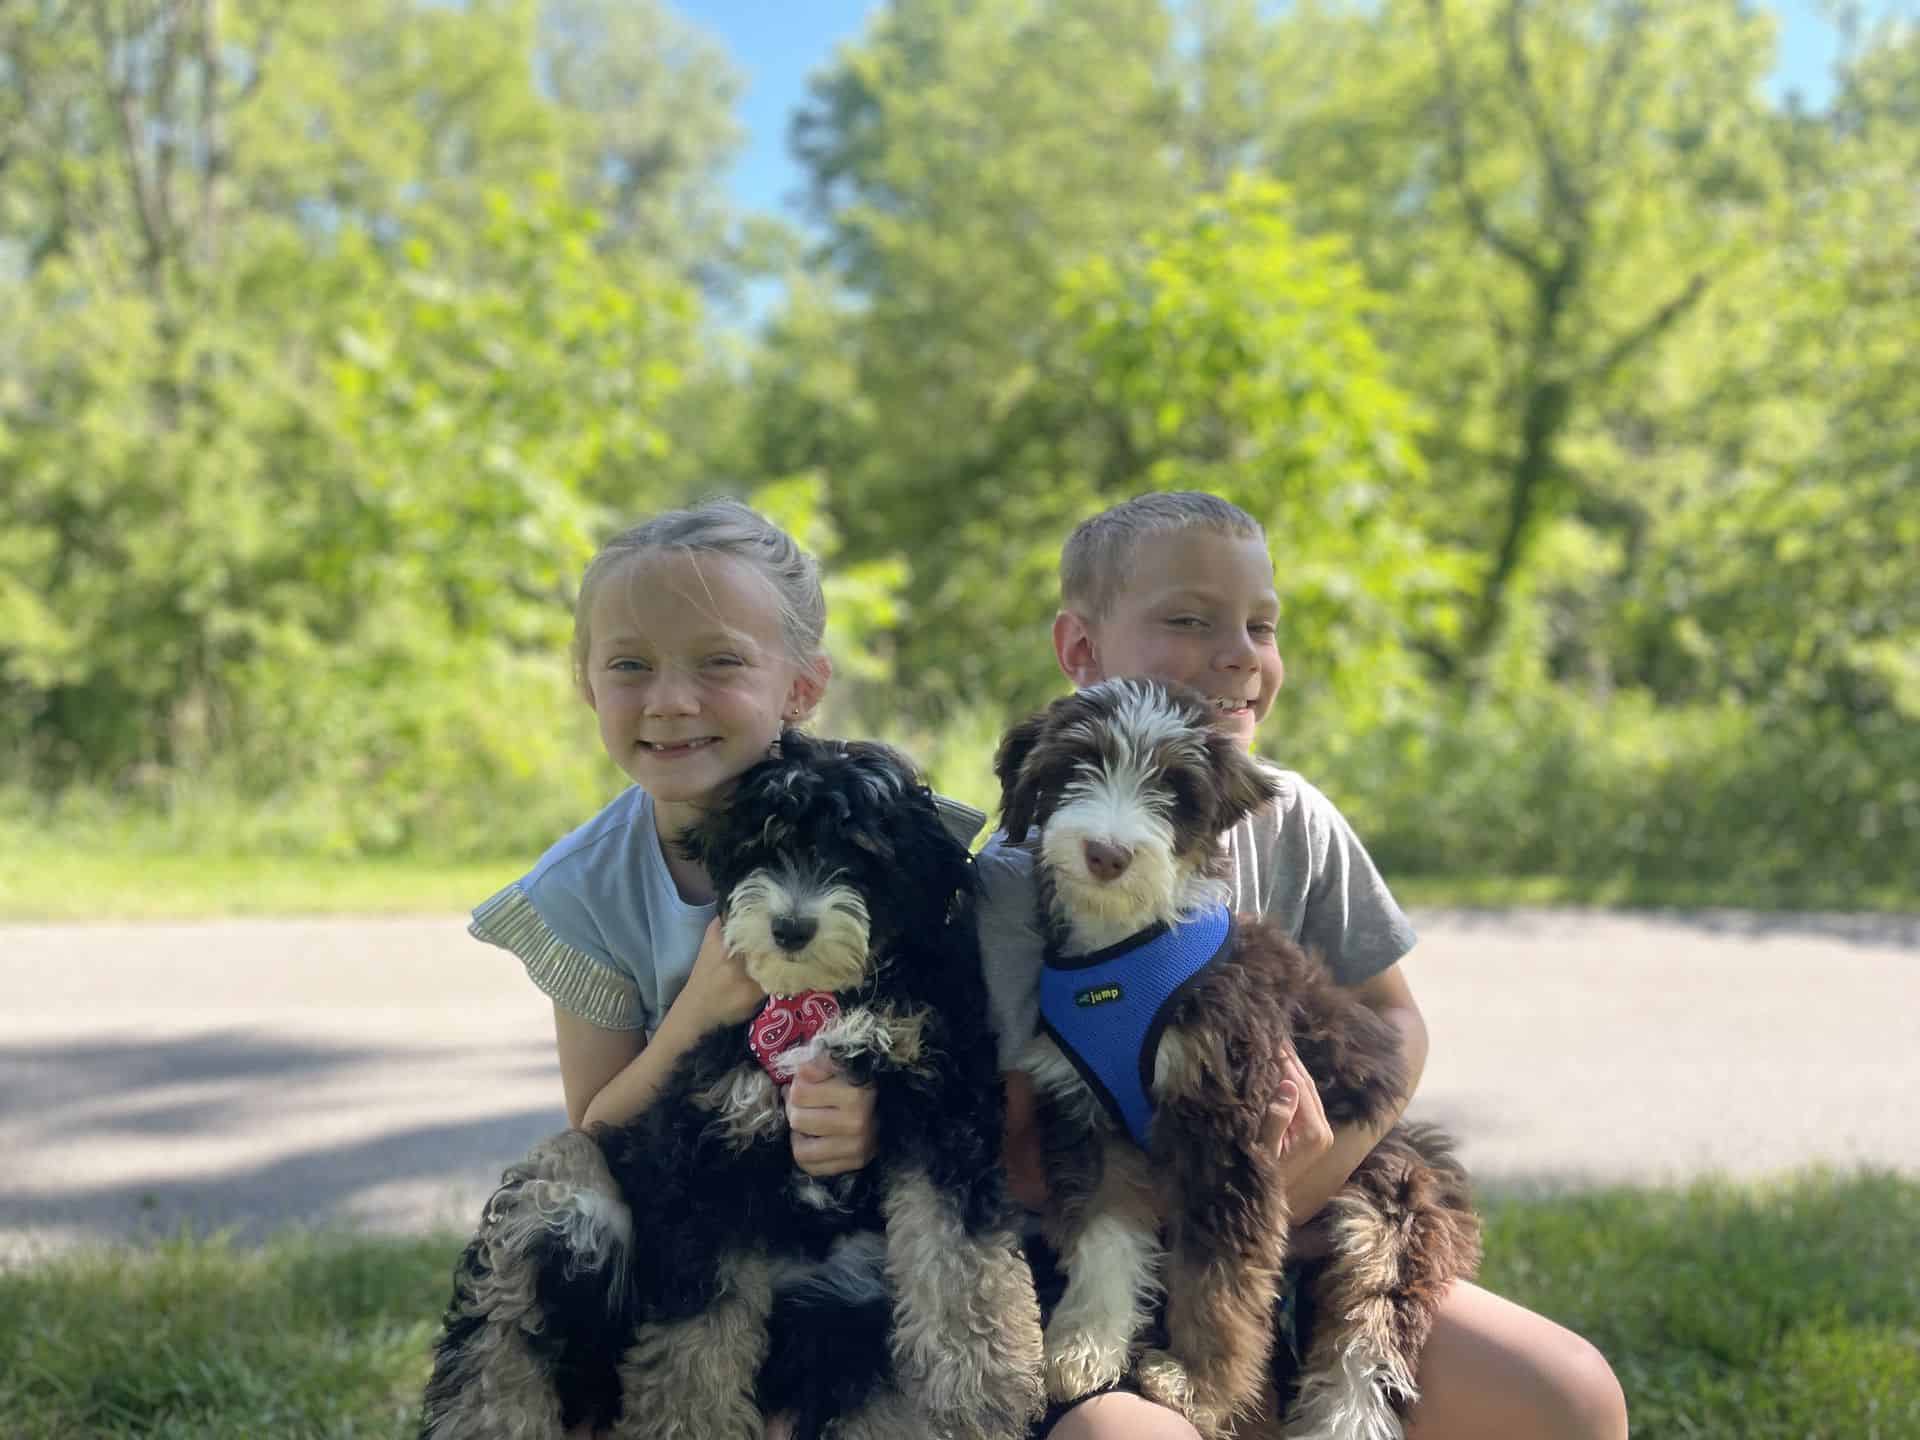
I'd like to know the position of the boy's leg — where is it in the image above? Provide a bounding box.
[1046,1393,1201,1439]
[1405,1281,1627,1440]
[1045,1280,1624,1440]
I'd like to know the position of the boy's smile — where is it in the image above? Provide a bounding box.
[1058,529,1285,749]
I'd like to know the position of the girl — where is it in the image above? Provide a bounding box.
[469,500,893,1168]
[469,502,985,1440]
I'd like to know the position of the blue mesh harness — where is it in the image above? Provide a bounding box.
[1037,905,1235,1148]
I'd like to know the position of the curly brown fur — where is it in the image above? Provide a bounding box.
[997,679,1480,1440]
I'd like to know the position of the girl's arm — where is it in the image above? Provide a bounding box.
[557,918,766,1130]
[555,1005,646,1129]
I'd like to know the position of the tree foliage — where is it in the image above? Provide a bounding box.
[2,0,1913,891]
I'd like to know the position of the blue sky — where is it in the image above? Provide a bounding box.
[674,0,1860,224]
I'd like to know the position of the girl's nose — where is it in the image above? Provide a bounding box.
[643,670,699,714]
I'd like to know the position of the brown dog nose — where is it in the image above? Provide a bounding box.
[1083,839,1133,882]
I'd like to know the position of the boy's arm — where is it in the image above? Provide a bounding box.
[1268,960,1428,1224]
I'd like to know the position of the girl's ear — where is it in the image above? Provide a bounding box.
[784,654,833,723]
[994,711,1049,841]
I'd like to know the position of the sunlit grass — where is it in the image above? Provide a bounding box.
[0,848,518,921]
[2,1172,1914,1438]
[6,846,1913,922]
[1390,871,1920,914]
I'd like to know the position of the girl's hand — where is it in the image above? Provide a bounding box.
[1259,1049,1335,1221]
[785,1056,879,1176]
[672,918,766,1036]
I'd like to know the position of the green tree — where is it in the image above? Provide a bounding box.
[1228,0,1786,671]
[0,1,739,854]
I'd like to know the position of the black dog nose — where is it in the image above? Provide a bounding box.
[771,914,818,951]
[1083,839,1133,882]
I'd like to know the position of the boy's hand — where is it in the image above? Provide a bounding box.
[787,1057,879,1176]
[1260,1050,1334,1223]
[673,917,766,1035]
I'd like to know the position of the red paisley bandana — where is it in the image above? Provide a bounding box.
[747,990,842,1084]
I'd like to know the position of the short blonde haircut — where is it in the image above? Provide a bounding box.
[1060,492,1265,620]
[571,499,826,701]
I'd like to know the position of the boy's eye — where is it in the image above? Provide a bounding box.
[1249,621,1278,640]
[706,653,746,668]
[1167,615,1207,630]
[608,658,649,673]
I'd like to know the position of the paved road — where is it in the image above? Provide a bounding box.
[4,909,1917,1260]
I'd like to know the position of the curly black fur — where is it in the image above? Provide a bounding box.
[421,734,1038,1440]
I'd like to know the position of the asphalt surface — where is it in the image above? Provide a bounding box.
[4,908,1918,1261]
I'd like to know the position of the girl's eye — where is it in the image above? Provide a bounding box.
[1168,615,1206,630]
[609,658,649,673]
[706,654,746,668]
[1249,622,1278,640]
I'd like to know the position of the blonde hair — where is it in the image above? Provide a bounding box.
[571,499,827,701]
[1060,492,1265,619]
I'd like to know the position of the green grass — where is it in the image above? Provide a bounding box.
[0,850,520,921]
[2,1172,1915,1439]
[1390,871,1920,914]
[7,845,1915,922]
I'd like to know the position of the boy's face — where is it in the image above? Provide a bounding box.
[1054,529,1285,750]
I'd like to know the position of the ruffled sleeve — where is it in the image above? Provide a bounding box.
[932,793,988,849]
[469,882,646,1030]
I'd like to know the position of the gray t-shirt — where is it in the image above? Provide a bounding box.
[975,764,1417,1068]
[471,784,988,1034]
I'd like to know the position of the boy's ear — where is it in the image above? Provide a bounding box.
[1052,610,1102,688]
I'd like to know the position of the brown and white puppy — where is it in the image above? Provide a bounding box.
[995,679,1480,1440]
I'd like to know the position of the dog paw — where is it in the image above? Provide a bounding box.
[1042,1325,1129,1404]
[1136,1350,1228,1439]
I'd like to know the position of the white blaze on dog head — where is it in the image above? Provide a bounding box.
[996,679,1279,952]
[722,860,872,996]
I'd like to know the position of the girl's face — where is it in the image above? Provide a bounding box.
[582,550,825,821]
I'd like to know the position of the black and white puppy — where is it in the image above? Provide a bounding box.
[995,679,1481,1440]
[421,733,1044,1440]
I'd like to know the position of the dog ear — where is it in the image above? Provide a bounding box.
[994,710,1049,842]
[674,807,722,872]
[1206,728,1282,832]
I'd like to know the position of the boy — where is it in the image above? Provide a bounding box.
[977,493,1626,1440]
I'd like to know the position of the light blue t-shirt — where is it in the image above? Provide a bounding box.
[470,786,713,1032]
[471,783,989,1033]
